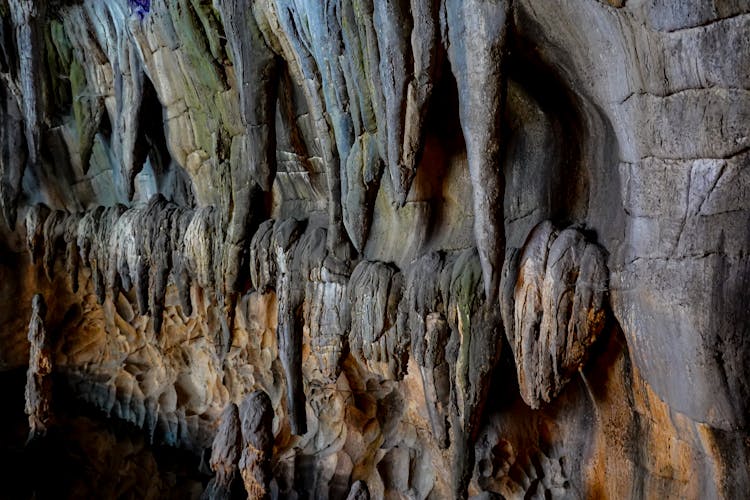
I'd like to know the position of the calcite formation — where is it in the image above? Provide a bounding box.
[203,403,242,500]
[502,221,608,409]
[0,0,748,498]
[25,293,52,440]
[238,390,274,499]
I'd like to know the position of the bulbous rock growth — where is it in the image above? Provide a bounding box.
[502,221,609,409]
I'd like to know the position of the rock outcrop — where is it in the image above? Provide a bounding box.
[0,0,748,498]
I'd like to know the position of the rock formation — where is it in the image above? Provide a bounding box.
[25,293,52,440]
[502,221,608,409]
[238,390,274,500]
[0,0,748,498]
[202,403,242,500]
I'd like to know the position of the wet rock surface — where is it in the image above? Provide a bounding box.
[0,0,748,498]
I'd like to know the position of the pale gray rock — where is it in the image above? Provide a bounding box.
[444,0,510,301]
[346,480,370,500]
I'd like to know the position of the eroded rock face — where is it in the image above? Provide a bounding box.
[0,0,748,498]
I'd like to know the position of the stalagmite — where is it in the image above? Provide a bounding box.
[202,403,243,500]
[238,390,274,500]
[25,294,52,440]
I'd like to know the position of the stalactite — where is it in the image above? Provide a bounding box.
[3,1,746,497]
[402,248,502,498]
[420,311,450,448]
[297,227,351,384]
[374,0,413,206]
[271,218,307,434]
[339,0,384,252]
[8,0,44,170]
[25,203,50,264]
[22,197,232,337]
[346,480,370,500]
[255,2,350,259]
[402,0,439,177]
[444,0,509,301]
[0,84,25,227]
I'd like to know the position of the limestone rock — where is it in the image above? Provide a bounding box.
[202,403,242,500]
[346,480,370,500]
[349,260,407,380]
[502,221,608,409]
[0,0,748,498]
[238,390,274,500]
[25,293,52,440]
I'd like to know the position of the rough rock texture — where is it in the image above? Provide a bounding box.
[25,293,52,440]
[202,403,242,500]
[502,221,608,409]
[238,390,274,499]
[0,0,749,498]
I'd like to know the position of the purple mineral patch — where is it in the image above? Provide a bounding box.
[128,0,150,19]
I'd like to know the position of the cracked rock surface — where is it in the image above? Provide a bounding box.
[0,0,748,498]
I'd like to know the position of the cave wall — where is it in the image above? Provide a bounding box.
[0,0,748,498]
